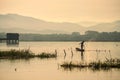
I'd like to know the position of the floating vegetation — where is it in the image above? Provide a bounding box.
[0,49,34,59]
[61,58,120,70]
[36,52,57,59]
[0,49,57,59]
[61,61,87,68]
[89,58,120,69]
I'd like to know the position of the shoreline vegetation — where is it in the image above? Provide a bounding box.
[61,59,120,70]
[0,31,120,42]
[0,49,57,59]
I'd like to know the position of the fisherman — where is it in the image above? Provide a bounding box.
[75,41,85,61]
[80,41,85,61]
[80,41,85,50]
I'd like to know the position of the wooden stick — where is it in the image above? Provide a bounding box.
[64,49,66,59]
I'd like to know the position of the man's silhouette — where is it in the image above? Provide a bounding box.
[80,41,85,50]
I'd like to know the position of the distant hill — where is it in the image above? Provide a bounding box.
[0,14,120,34]
[87,21,120,32]
[0,14,85,34]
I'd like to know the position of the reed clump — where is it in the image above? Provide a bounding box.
[0,49,34,59]
[89,58,120,69]
[61,62,87,68]
[36,52,57,58]
[0,49,57,59]
[61,58,120,70]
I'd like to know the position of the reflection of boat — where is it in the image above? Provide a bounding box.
[76,48,84,51]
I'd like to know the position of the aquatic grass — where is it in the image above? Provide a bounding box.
[61,58,120,70]
[89,58,120,69]
[61,61,87,68]
[36,52,57,58]
[0,49,57,59]
[0,49,35,59]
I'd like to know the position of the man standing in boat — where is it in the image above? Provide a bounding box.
[80,41,85,51]
[80,41,85,61]
[76,41,85,51]
[75,41,85,61]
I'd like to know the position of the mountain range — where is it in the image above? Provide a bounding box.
[0,14,120,34]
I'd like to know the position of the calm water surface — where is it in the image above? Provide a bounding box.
[0,42,120,80]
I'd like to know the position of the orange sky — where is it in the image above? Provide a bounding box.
[0,0,120,22]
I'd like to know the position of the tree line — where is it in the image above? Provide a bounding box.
[0,31,120,41]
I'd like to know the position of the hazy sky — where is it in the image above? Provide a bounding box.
[0,0,120,22]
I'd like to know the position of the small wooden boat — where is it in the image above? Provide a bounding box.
[76,48,84,51]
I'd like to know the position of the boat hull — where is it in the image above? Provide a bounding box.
[76,48,84,51]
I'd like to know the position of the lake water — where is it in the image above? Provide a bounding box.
[0,41,120,80]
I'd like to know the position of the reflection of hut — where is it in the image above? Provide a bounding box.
[6,33,19,44]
